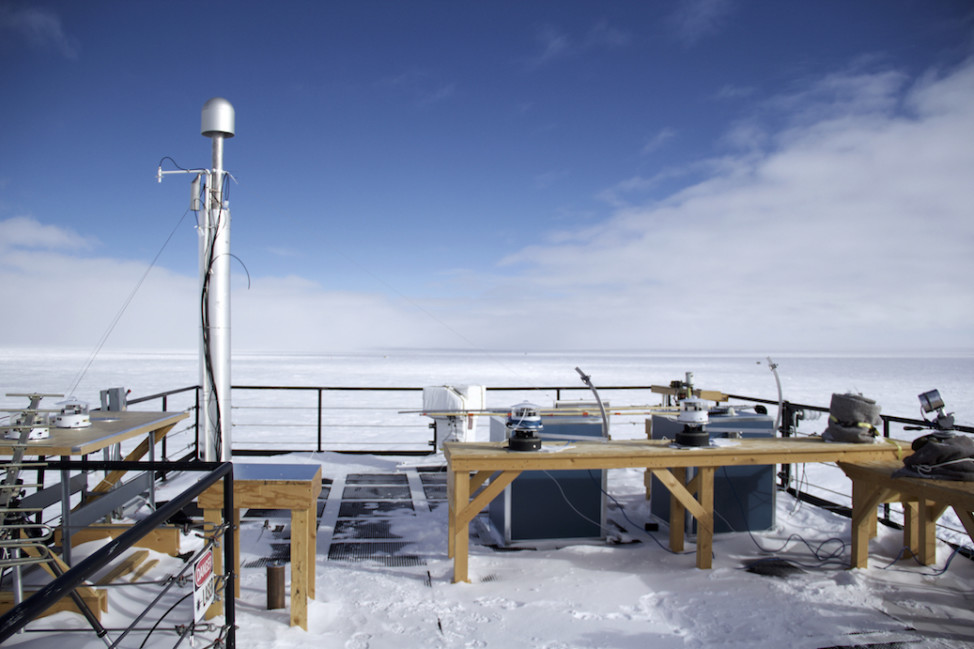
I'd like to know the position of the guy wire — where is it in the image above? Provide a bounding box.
[65,207,194,398]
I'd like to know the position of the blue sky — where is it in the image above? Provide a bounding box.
[1,1,973,353]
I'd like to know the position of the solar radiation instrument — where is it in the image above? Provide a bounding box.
[507,402,543,451]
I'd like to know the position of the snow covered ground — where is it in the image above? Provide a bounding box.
[6,450,974,649]
[3,349,974,647]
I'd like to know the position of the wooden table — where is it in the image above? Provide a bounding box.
[839,459,974,568]
[0,410,188,564]
[0,410,188,458]
[198,463,322,630]
[444,437,904,583]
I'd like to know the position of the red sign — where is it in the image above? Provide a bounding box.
[194,549,216,622]
[195,549,214,588]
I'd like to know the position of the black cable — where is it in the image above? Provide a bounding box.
[880,542,966,577]
[157,156,206,174]
[158,156,188,171]
[200,205,222,459]
[581,469,694,555]
[228,253,251,289]
[719,465,849,569]
[137,591,193,649]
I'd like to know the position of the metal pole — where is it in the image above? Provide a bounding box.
[208,138,232,462]
[198,170,213,460]
[199,98,235,462]
[317,389,324,453]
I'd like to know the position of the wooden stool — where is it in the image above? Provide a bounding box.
[198,463,322,630]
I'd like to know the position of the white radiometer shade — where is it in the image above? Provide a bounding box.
[677,397,709,424]
[423,385,486,449]
[422,385,486,415]
[201,97,235,138]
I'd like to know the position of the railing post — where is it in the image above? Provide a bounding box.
[195,386,202,459]
[161,395,169,461]
[317,389,324,453]
[223,465,235,649]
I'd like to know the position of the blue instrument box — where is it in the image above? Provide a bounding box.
[649,407,776,535]
[487,414,607,546]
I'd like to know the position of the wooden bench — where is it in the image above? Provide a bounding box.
[444,437,902,582]
[838,459,974,568]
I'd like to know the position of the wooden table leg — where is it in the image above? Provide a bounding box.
[447,469,457,559]
[652,468,713,568]
[450,469,470,583]
[291,507,310,630]
[918,500,947,566]
[695,467,715,570]
[448,470,520,583]
[849,481,891,569]
[903,501,919,559]
[668,468,686,553]
[308,502,316,600]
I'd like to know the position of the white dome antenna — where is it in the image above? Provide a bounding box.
[201,97,235,138]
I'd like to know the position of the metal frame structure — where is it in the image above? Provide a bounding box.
[0,461,236,648]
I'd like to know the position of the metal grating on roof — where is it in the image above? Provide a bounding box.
[423,484,447,501]
[345,473,408,485]
[333,519,401,540]
[338,500,414,518]
[327,541,425,567]
[342,485,412,500]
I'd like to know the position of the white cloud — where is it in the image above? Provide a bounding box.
[232,277,442,352]
[266,246,304,259]
[585,20,631,49]
[0,5,79,59]
[0,219,456,353]
[0,230,197,350]
[487,58,974,352]
[4,59,972,355]
[534,169,569,190]
[715,84,755,100]
[0,215,96,252]
[527,20,631,70]
[641,127,677,155]
[666,0,735,47]
[528,25,572,69]
[377,69,456,108]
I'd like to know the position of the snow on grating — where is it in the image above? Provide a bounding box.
[325,471,427,566]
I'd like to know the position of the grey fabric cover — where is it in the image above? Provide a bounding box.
[894,433,974,481]
[822,393,881,443]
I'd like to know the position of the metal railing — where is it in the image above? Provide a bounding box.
[126,386,201,461]
[127,384,661,454]
[3,381,972,643]
[124,382,974,552]
[0,460,236,649]
[726,393,974,546]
